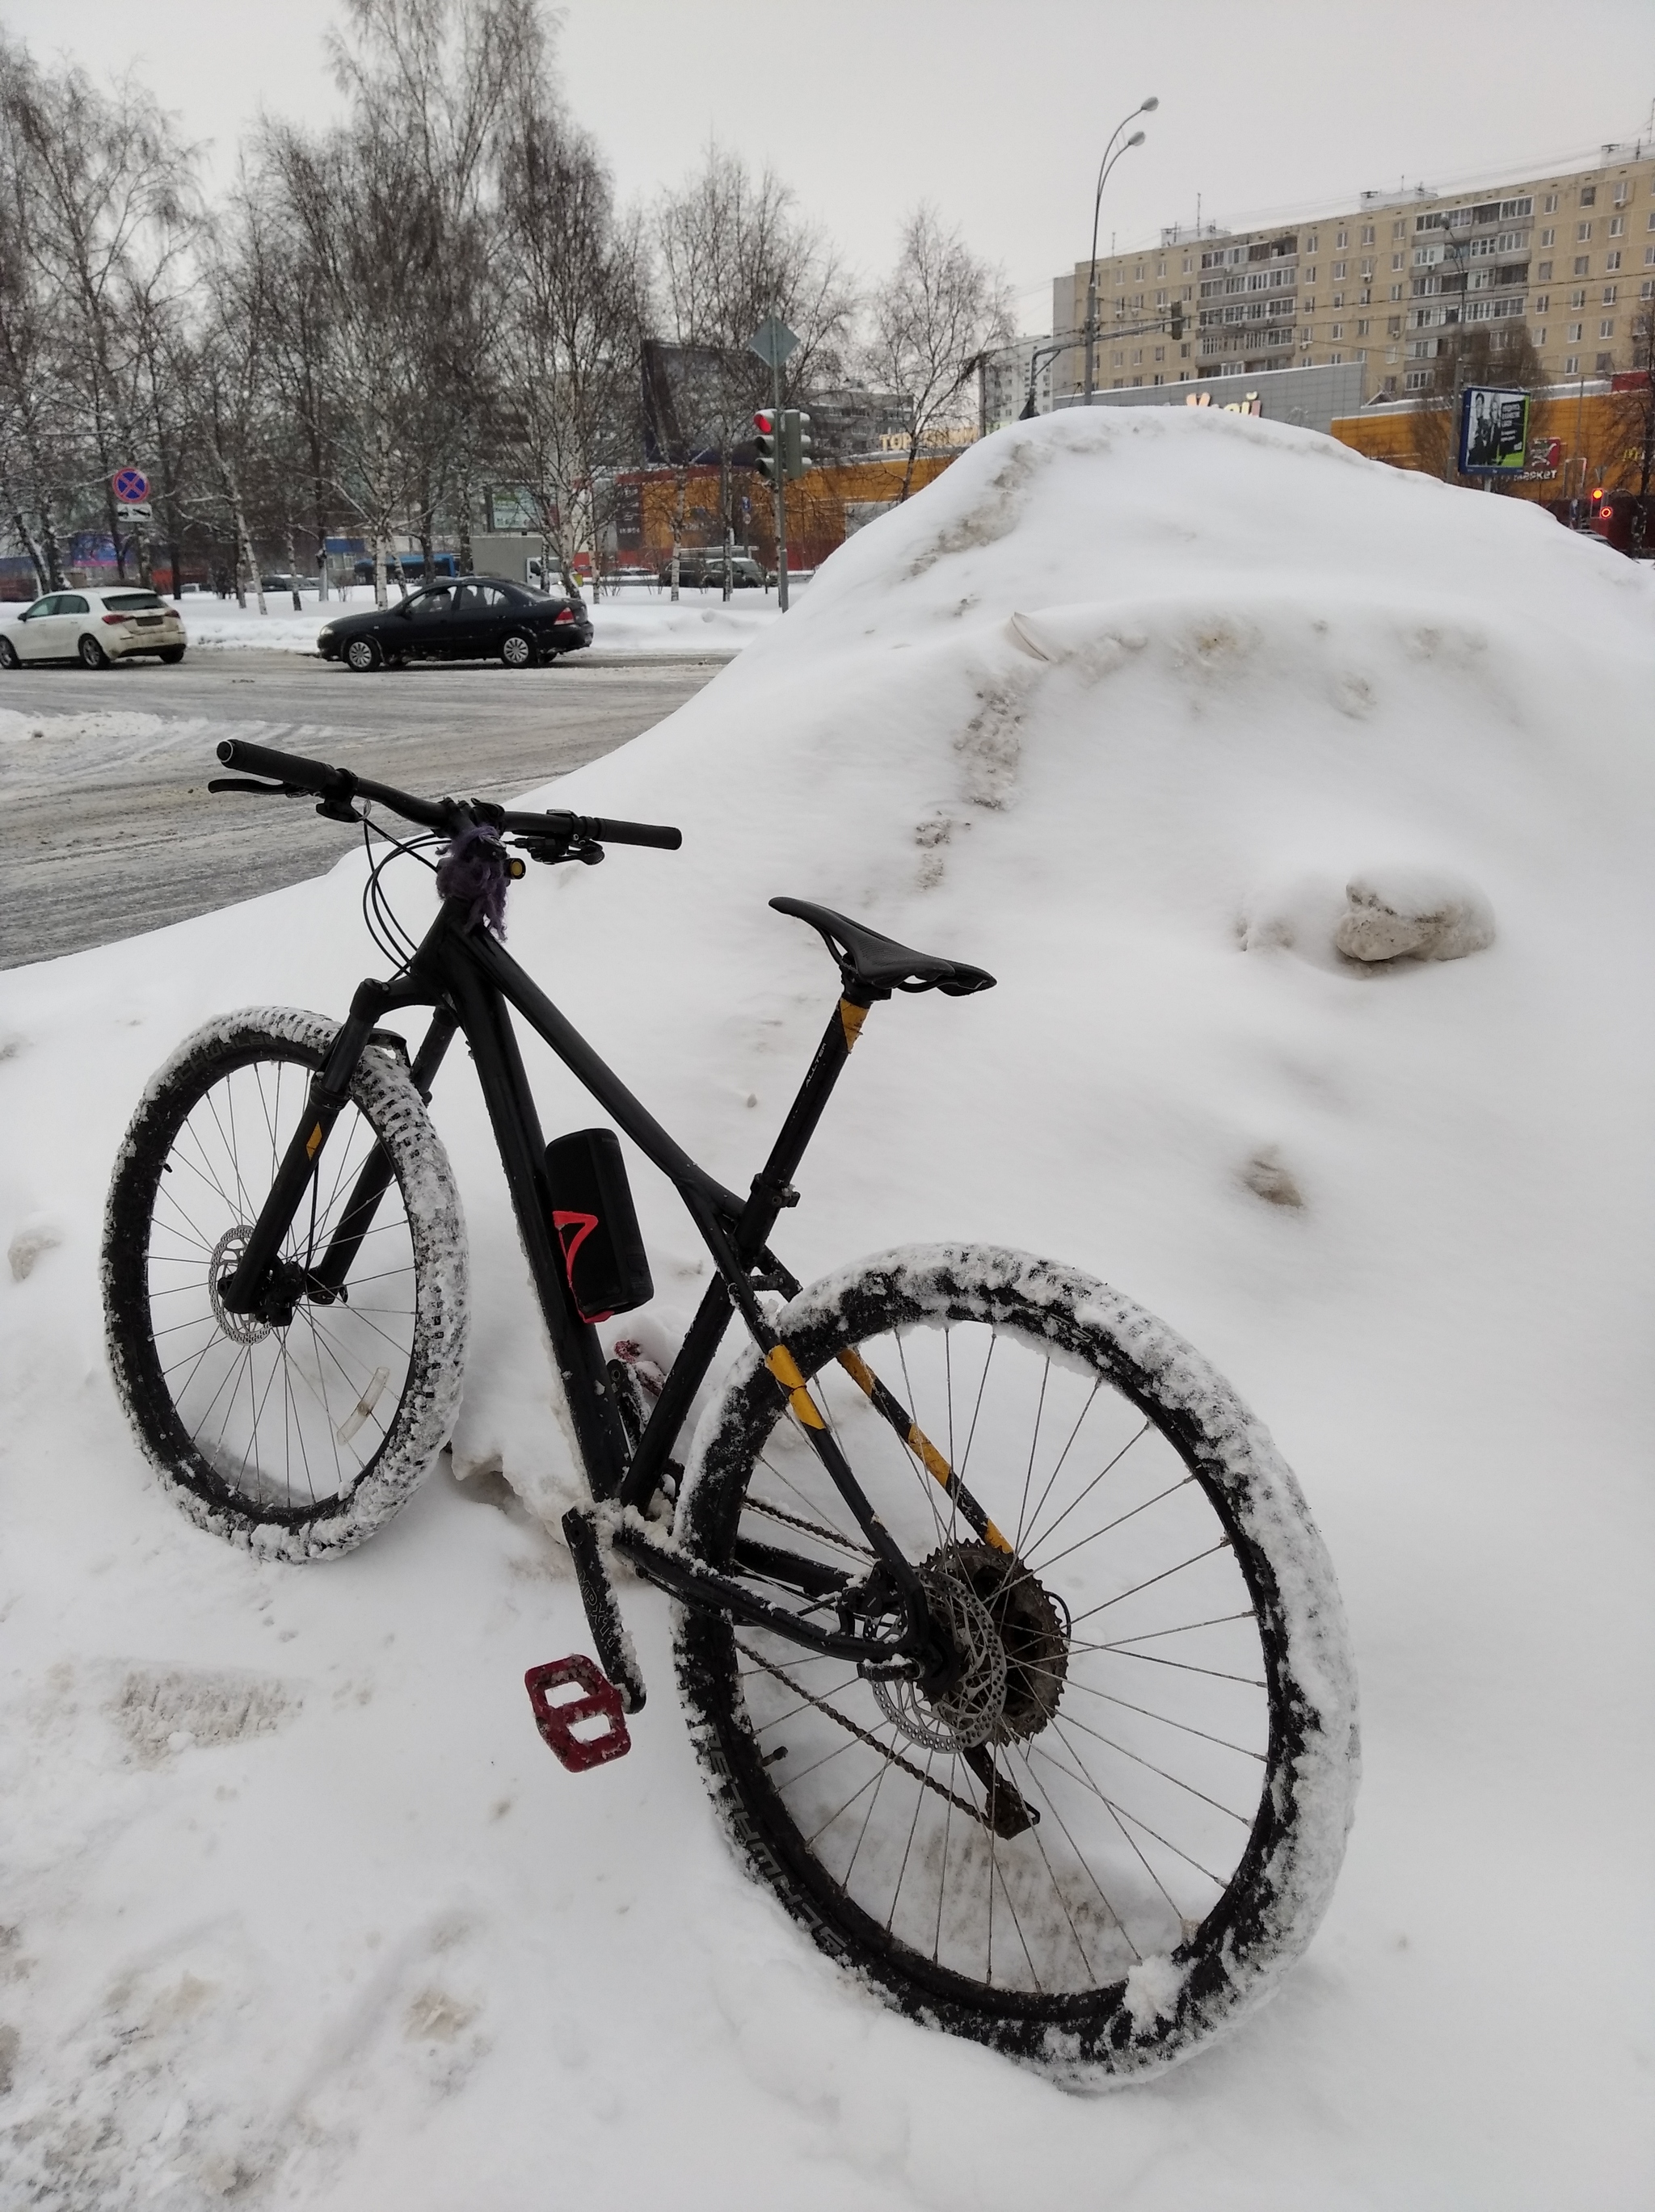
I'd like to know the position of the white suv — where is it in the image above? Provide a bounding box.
[0,587,187,669]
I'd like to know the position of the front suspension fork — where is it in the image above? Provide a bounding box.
[218,984,454,1315]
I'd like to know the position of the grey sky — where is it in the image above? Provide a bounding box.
[16,0,1654,331]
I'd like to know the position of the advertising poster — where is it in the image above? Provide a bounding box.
[1459,386,1531,473]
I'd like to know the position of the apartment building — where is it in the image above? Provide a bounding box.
[1051,145,1655,402]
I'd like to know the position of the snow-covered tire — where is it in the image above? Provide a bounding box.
[673,1244,1358,2080]
[102,1008,469,1560]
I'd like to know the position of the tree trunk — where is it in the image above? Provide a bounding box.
[286,521,302,610]
[12,511,48,593]
[669,469,687,601]
[38,494,65,590]
[228,473,266,615]
[899,434,920,503]
[373,532,388,609]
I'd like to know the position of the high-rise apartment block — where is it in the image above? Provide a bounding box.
[1051,145,1655,403]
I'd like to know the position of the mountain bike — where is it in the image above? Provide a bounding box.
[101,738,1359,2079]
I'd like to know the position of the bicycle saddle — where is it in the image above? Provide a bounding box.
[770,898,996,999]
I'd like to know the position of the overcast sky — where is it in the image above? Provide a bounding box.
[14,0,1654,330]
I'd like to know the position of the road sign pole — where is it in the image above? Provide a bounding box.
[773,347,789,614]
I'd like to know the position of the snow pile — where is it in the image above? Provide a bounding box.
[2,409,1652,2206]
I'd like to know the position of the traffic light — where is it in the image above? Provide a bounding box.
[753,410,779,485]
[783,408,813,479]
[1169,300,1184,341]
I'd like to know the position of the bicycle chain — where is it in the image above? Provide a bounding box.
[743,1491,873,1561]
[733,1635,997,1834]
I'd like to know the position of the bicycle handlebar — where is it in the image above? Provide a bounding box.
[213,738,683,850]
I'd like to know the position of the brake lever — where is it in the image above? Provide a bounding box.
[513,834,605,868]
[207,777,290,797]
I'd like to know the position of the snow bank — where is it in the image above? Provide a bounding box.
[2,409,1651,2206]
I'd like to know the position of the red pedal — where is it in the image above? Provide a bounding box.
[524,1655,632,1772]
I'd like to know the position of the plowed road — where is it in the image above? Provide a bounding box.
[0,649,728,967]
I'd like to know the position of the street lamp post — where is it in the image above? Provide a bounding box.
[1436,223,1473,483]
[1083,97,1156,405]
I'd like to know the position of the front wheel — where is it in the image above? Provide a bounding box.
[0,636,18,669]
[102,1009,469,1558]
[344,635,382,672]
[674,1246,1358,2080]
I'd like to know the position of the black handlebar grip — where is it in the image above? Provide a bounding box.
[215,738,347,795]
[585,818,682,850]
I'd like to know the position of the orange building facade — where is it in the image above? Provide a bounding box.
[1330,381,1653,512]
[609,453,959,574]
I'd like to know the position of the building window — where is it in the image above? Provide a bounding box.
[1387,315,1403,336]
[1534,326,1546,345]
[1614,181,1630,206]
[1644,278,1655,301]
[1405,368,1429,389]
[1355,318,1370,336]
[1391,252,1404,271]
[1609,215,1625,238]
[1595,351,1613,372]
[1361,223,1375,246]
[1537,261,1553,280]
[1332,260,1346,280]
[1600,318,1615,338]
[1577,221,1593,241]
[1568,322,1583,341]
[1333,292,1344,309]
[1539,227,1555,246]
[1534,293,1550,312]
[1570,289,1586,308]
[1131,348,1142,364]
[1153,345,1164,362]
[1329,351,1343,364]
[1579,186,1596,207]
[1111,351,1123,366]
[1331,323,1344,339]
[1647,246,1655,264]
[1335,228,1348,248]
[1564,354,1578,374]
[1574,258,1590,277]
[1605,250,1622,272]
[1156,259,1166,277]
[1603,284,1617,305]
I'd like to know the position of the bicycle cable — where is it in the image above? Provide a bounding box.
[359,810,444,972]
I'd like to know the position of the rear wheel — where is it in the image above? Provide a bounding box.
[158,646,185,664]
[78,633,108,669]
[102,1009,469,1558]
[499,630,535,668]
[674,1246,1358,2078]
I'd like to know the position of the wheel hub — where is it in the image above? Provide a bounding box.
[870,1541,1069,1754]
[208,1227,275,1344]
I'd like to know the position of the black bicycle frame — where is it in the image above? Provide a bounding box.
[221,890,964,1672]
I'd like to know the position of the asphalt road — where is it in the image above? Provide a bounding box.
[0,647,731,969]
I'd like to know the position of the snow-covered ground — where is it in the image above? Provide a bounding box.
[2,410,1652,2207]
[131,582,791,657]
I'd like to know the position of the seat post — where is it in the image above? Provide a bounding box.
[734,986,877,1258]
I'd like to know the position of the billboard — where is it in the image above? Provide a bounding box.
[1459,386,1530,475]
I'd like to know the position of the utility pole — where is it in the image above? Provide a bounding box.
[749,314,799,612]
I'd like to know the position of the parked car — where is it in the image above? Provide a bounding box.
[0,586,187,669]
[316,575,592,671]
[657,549,766,589]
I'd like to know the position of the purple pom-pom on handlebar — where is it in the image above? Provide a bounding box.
[436,822,511,937]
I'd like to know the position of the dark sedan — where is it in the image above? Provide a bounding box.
[317,576,592,671]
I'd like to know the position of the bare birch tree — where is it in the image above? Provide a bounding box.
[865,206,1013,499]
